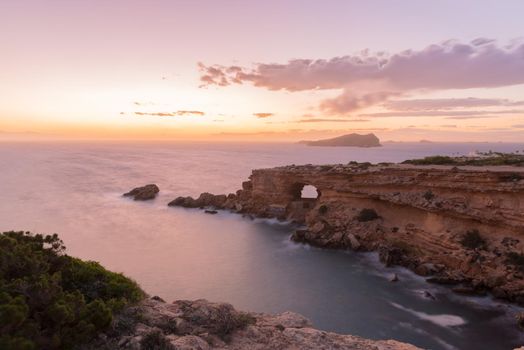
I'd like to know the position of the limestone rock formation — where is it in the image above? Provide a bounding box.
[84,297,420,350]
[123,184,160,201]
[169,162,524,304]
[300,133,381,147]
[168,192,228,208]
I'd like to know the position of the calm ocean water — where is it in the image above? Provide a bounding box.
[1,141,524,350]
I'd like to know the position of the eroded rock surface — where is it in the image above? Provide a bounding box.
[168,192,227,208]
[124,184,160,201]
[84,298,420,350]
[169,163,524,304]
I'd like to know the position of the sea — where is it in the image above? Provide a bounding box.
[1,141,524,350]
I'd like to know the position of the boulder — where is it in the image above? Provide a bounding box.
[123,184,159,201]
[168,193,227,209]
[291,230,309,243]
[168,196,197,208]
[422,291,436,300]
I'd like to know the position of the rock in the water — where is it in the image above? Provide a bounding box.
[422,291,436,300]
[205,210,218,215]
[390,274,399,282]
[168,196,196,208]
[168,192,227,209]
[291,229,309,243]
[123,184,159,201]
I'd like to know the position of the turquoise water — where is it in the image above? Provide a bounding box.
[1,141,524,349]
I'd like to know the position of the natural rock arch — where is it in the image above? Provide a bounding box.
[288,182,321,200]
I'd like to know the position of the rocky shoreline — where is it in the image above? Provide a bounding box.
[84,297,420,350]
[167,162,524,306]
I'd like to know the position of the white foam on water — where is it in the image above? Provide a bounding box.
[391,302,466,327]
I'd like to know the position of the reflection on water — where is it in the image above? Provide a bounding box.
[1,141,524,350]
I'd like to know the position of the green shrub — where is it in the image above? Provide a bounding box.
[423,190,435,201]
[403,156,455,165]
[402,153,524,167]
[140,330,173,350]
[235,312,257,329]
[389,239,421,256]
[356,208,379,222]
[0,231,145,350]
[506,252,524,271]
[459,229,486,250]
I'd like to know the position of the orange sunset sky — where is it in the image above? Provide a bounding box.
[1,0,524,142]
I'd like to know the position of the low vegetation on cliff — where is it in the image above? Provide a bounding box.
[402,152,524,167]
[459,229,487,250]
[356,208,380,222]
[0,231,144,350]
[507,252,524,272]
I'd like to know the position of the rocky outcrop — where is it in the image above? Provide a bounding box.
[124,184,160,201]
[300,133,381,147]
[84,297,420,350]
[169,163,524,304]
[168,192,228,208]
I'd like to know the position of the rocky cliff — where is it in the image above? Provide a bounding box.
[169,163,524,304]
[84,297,420,350]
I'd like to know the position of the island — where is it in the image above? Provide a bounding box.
[299,133,381,147]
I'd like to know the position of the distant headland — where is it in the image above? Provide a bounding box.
[299,133,381,147]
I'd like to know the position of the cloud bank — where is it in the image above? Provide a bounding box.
[199,39,524,114]
[359,109,523,118]
[383,98,524,111]
[133,110,205,117]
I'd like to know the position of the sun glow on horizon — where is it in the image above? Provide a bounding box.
[1,0,523,142]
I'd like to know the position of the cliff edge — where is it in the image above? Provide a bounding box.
[169,161,524,304]
[85,297,420,350]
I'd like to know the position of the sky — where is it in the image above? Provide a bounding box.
[1,0,523,142]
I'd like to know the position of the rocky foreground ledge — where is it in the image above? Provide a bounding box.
[85,297,420,350]
[168,161,524,305]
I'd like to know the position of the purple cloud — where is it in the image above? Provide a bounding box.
[296,118,370,123]
[359,110,523,118]
[383,98,524,111]
[199,39,524,113]
[134,110,205,117]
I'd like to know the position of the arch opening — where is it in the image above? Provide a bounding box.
[285,183,321,222]
[301,184,320,199]
[289,183,321,200]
